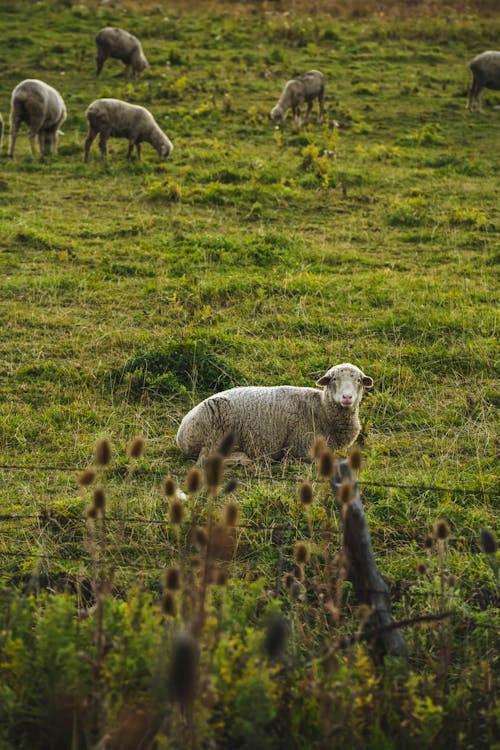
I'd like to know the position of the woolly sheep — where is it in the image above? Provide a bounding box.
[467,51,500,112]
[176,362,373,464]
[95,26,148,78]
[270,70,325,126]
[8,79,66,158]
[84,98,173,163]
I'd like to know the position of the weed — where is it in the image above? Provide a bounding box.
[111,341,243,399]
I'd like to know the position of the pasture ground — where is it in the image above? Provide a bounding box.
[0,1,498,748]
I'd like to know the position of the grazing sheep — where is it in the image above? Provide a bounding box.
[95,27,148,78]
[467,51,500,112]
[83,98,173,163]
[8,79,66,158]
[176,363,373,464]
[270,70,325,126]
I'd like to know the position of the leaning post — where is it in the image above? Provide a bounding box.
[331,459,408,662]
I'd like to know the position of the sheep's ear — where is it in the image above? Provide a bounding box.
[316,375,331,387]
[362,375,374,389]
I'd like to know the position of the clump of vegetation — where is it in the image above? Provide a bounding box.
[145,177,182,202]
[407,122,445,146]
[111,341,244,399]
[388,196,429,226]
[447,206,489,229]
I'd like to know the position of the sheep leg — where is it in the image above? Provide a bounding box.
[98,133,109,163]
[466,85,475,111]
[467,79,483,112]
[37,131,46,157]
[318,90,325,121]
[304,100,313,123]
[95,53,106,77]
[28,108,46,157]
[49,128,59,155]
[39,129,56,157]
[83,126,98,163]
[293,106,302,127]
[8,116,21,158]
[47,128,58,155]
[28,129,39,158]
[126,141,134,159]
[474,88,484,113]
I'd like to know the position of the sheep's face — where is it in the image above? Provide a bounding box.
[316,364,373,409]
[159,140,173,160]
[270,106,284,124]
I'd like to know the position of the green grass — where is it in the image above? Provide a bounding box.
[0,1,498,747]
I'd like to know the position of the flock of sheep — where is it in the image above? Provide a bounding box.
[1,26,498,164]
[2,25,500,464]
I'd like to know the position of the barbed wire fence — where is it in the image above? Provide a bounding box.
[0,458,498,645]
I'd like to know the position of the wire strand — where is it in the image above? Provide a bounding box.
[0,462,496,498]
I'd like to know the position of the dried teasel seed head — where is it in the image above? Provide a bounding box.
[169,499,184,525]
[479,528,497,555]
[128,436,145,459]
[78,468,96,487]
[163,476,177,497]
[298,481,313,506]
[311,435,327,460]
[339,479,354,505]
[92,486,106,512]
[284,573,295,589]
[318,449,334,478]
[186,468,202,494]
[433,519,450,540]
[165,567,181,591]
[424,534,434,550]
[223,477,238,494]
[447,574,458,588]
[289,580,302,600]
[211,525,234,560]
[161,591,176,617]
[94,438,112,467]
[325,600,340,625]
[223,501,239,527]
[417,562,427,575]
[218,432,235,457]
[194,527,208,548]
[349,445,362,472]
[294,542,309,565]
[204,453,223,489]
[264,614,288,660]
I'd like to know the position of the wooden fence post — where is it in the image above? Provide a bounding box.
[331,459,408,662]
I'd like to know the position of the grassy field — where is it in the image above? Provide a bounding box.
[0,1,498,747]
